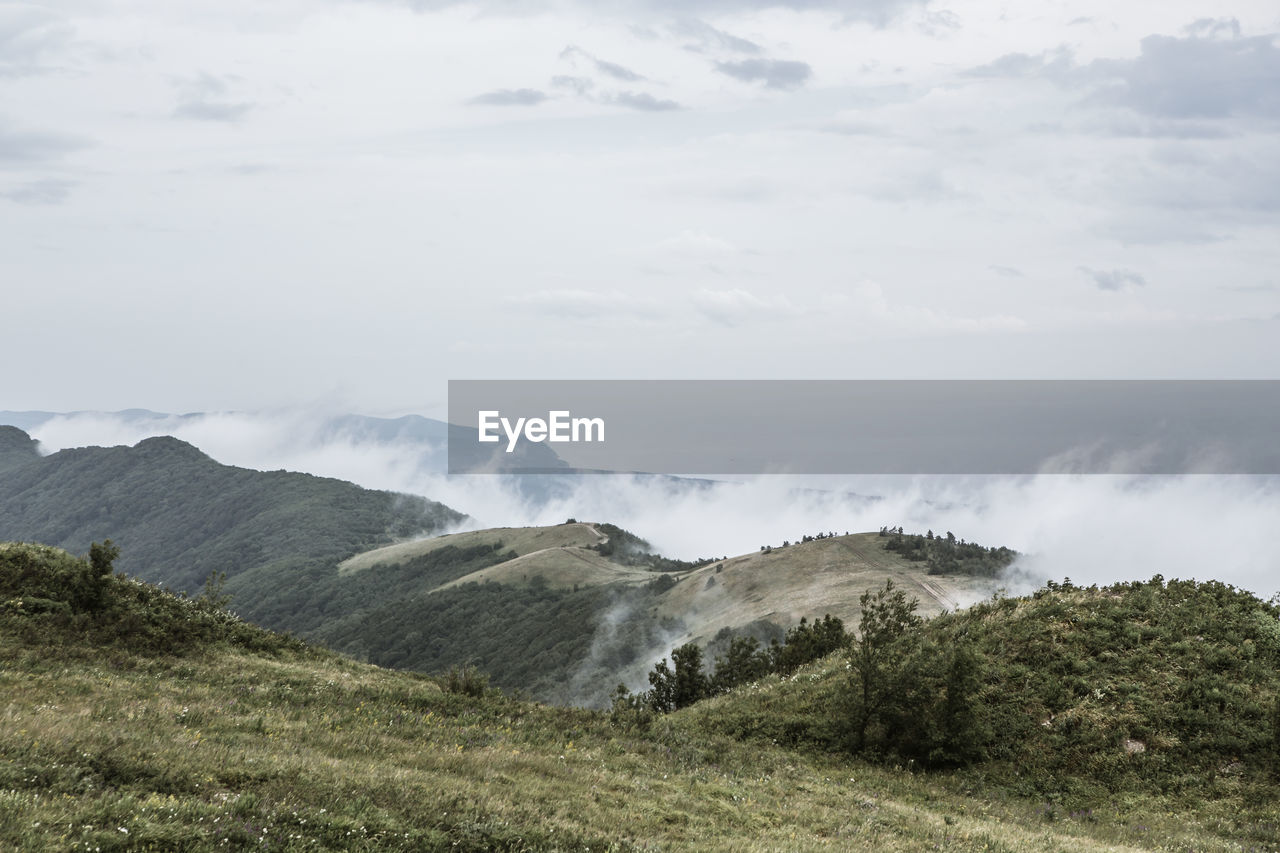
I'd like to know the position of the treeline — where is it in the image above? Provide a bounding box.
[758,530,847,553]
[589,522,723,573]
[611,614,848,718]
[316,571,690,706]
[234,540,519,636]
[880,526,1016,577]
[611,581,1004,769]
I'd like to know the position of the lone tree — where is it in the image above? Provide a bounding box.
[847,579,922,752]
[89,539,119,579]
[79,539,120,611]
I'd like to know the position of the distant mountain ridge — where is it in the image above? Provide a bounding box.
[0,426,463,594]
[0,409,570,475]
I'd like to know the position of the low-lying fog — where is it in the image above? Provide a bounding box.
[23,410,1280,602]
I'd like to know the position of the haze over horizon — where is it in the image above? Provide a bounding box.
[6,408,1278,603]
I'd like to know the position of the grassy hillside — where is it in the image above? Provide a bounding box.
[647,532,989,650]
[3,542,1278,851]
[683,577,1280,809]
[311,528,1000,706]
[338,522,607,575]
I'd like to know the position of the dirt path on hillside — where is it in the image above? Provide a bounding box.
[916,575,959,611]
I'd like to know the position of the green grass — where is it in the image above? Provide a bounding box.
[2,543,1278,851]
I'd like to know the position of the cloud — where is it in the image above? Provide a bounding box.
[656,230,739,256]
[834,281,1026,334]
[0,118,89,164]
[467,88,549,106]
[560,45,645,82]
[1110,148,1280,217]
[820,117,892,136]
[1185,17,1242,39]
[510,289,666,322]
[670,19,761,55]
[18,412,1280,603]
[989,265,1024,278]
[643,0,928,28]
[0,5,74,77]
[963,47,1075,80]
[609,91,681,111]
[173,73,253,122]
[1,178,75,205]
[550,75,593,95]
[690,288,797,326]
[595,58,644,82]
[174,101,253,122]
[1089,28,1280,120]
[714,58,812,90]
[1079,267,1146,291]
[864,169,963,203]
[968,28,1280,122]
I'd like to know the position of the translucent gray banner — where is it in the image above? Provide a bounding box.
[447,380,1280,475]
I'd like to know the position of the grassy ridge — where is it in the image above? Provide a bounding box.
[684,576,1280,811]
[3,542,1279,851]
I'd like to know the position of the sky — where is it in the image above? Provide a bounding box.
[4,1,1280,599]
[3,0,1279,415]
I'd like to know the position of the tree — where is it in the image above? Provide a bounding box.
[1271,693,1280,776]
[847,579,922,752]
[79,539,121,611]
[89,539,120,579]
[711,636,771,694]
[772,615,848,675]
[647,658,675,713]
[197,569,232,612]
[671,643,709,709]
[935,641,987,766]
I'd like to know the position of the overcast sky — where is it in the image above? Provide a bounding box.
[3,0,1279,416]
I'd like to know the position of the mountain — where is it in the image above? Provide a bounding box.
[0,409,569,478]
[3,541,1275,852]
[0,421,1001,707]
[0,426,462,596]
[312,526,1003,706]
[0,425,40,473]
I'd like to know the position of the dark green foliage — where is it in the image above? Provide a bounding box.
[313,573,692,706]
[0,425,40,473]
[848,580,923,752]
[635,616,848,712]
[646,658,675,713]
[1272,693,1280,775]
[444,664,491,698]
[592,522,719,572]
[710,635,773,694]
[0,429,461,596]
[88,538,119,579]
[770,614,847,676]
[670,643,710,709]
[700,574,1280,803]
[609,682,654,731]
[238,541,519,638]
[0,542,307,658]
[882,528,1016,577]
[937,641,988,766]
